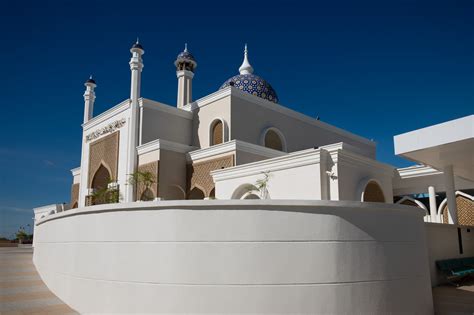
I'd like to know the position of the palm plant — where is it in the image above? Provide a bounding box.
[91,178,121,204]
[128,171,156,201]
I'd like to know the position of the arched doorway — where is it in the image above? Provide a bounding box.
[92,164,111,191]
[91,164,112,205]
[188,187,205,200]
[362,181,385,203]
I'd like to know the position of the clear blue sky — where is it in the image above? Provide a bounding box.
[0,0,472,238]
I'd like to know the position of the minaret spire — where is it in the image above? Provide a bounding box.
[239,43,254,75]
[83,75,97,124]
[175,44,197,108]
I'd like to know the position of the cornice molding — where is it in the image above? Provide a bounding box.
[140,98,193,120]
[70,167,81,176]
[397,165,443,178]
[186,140,286,163]
[212,148,321,182]
[183,88,232,111]
[137,139,195,155]
[82,99,131,131]
[335,149,395,176]
[185,87,374,147]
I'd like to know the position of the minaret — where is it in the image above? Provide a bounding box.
[238,44,254,75]
[175,43,197,108]
[83,76,96,124]
[129,38,144,101]
[125,39,144,202]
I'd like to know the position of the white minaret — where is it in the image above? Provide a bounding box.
[175,43,197,108]
[125,39,144,202]
[83,76,96,124]
[239,44,254,75]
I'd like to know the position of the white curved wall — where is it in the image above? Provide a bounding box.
[34,200,433,314]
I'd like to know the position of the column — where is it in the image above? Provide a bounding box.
[428,186,437,222]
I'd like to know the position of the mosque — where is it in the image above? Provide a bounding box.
[32,40,474,314]
[71,40,396,208]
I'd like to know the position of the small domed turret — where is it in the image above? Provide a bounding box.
[174,43,197,72]
[131,38,144,51]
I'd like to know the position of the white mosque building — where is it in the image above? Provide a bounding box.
[32,40,474,314]
[71,41,394,208]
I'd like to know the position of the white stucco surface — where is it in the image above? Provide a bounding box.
[34,200,433,314]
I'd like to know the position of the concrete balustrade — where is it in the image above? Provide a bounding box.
[33,200,433,314]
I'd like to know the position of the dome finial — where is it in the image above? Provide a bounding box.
[136,37,139,44]
[184,43,188,52]
[239,43,254,75]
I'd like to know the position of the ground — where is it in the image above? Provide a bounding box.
[0,247,473,314]
[0,247,77,314]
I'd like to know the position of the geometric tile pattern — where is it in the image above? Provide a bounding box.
[186,155,234,198]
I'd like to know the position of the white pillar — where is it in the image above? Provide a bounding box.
[428,186,437,222]
[83,77,96,124]
[444,165,458,224]
[176,70,194,108]
[125,41,144,202]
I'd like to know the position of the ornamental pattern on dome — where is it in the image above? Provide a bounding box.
[176,50,195,62]
[220,74,279,103]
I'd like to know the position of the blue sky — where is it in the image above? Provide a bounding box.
[0,0,472,238]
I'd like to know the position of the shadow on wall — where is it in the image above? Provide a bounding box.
[192,106,201,148]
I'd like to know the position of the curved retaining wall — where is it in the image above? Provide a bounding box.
[33,200,433,314]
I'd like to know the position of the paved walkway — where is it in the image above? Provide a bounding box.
[433,280,474,315]
[0,247,78,315]
[1,246,474,314]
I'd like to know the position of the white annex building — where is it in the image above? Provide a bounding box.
[32,41,474,314]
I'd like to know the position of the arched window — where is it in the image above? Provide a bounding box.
[188,187,205,200]
[211,120,224,146]
[362,181,385,203]
[262,128,286,151]
[92,164,111,190]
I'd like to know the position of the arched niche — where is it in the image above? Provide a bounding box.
[261,127,287,152]
[360,179,386,203]
[188,186,205,200]
[209,118,227,146]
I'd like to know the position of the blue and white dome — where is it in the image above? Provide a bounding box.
[220,74,278,103]
[219,45,278,103]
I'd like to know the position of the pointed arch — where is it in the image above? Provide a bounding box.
[91,164,111,190]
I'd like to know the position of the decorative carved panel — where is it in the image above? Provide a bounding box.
[442,194,474,225]
[88,132,119,188]
[137,161,159,200]
[186,155,234,198]
[70,183,79,209]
